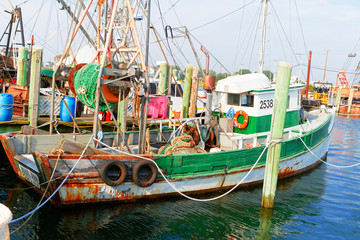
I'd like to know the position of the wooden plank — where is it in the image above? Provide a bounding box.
[58,139,109,155]
[21,126,48,135]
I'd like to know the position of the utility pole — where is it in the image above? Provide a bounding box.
[323,50,329,83]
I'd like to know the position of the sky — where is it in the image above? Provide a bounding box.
[1,0,360,84]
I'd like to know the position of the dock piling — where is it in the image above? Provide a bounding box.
[189,67,199,118]
[16,47,28,86]
[28,46,42,127]
[261,62,292,208]
[335,88,342,113]
[158,63,168,95]
[347,88,354,114]
[182,64,193,118]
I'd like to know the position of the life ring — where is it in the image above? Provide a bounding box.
[100,160,127,186]
[234,110,249,129]
[132,160,158,187]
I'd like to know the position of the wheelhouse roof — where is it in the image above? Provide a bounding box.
[215,73,271,94]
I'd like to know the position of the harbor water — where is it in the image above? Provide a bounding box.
[0,116,359,239]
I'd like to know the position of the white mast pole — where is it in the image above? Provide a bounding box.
[259,0,268,73]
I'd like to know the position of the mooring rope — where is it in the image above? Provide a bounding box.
[9,135,94,224]
[298,136,360,168]
[9,149,64,234]
[93,137,272,202]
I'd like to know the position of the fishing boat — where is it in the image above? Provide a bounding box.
[0,0,335,206]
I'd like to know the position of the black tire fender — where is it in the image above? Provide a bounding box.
[100,160,127,186]
[132,160,158,188]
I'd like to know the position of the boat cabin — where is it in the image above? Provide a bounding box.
[212,73,304,135]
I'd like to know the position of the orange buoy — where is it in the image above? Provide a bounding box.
[234,110,249,129]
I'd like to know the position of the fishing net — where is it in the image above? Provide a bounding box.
[158,135,206,154]
[74,63,116,112]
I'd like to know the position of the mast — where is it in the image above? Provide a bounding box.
[138,0,151,154]
[258,0,268,73]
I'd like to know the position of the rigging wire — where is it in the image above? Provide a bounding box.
[42,0,55,59]
[237,3,262,72]
[294,0,308,55]
[169,0,182,27]
[188,31,231,74]
[28,0,48,39]
[155,0,177,66]
[269,2,309,77]
[152,0,181,25]
[190,0,257,32]
[230,0,246,72]
[271,7,287,62]
[247,2,262,70]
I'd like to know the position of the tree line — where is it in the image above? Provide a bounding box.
[171,65,274,82]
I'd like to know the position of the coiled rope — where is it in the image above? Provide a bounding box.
[93,137,271,202]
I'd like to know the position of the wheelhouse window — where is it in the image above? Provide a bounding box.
[227,93,254,107]
[287,95,290,109]
[170,83,183,97]
[241,94,254,107]
[228,93,240,106]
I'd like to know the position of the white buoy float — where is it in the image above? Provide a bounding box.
[0,203,12,240]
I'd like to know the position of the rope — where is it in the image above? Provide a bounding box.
[9,135,94,224]
[298,136,360,168]
[190,0,258,32]
[10,149,63,234]
[94,137,271,202]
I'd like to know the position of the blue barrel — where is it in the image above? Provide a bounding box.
[60,96,76,122]
[0,93,13,121]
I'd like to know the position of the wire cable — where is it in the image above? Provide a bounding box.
[190,0,257,32]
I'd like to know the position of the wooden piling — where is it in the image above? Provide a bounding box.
[335,88,342,113]
[189,67,199,117]
[261,62,292,208]
[182,64,193,118]
[0,203,12,240]
[157,63,168,95]
[347,88,354,114]
[16,47,28,86]
[28,46,42,127]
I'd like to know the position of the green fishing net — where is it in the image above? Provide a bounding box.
[74,63,116,112]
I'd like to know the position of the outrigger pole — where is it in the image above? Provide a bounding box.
[50,0,94,135]
[92,0,147,145]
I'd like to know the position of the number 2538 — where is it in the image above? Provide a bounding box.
[260,99,273,109]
